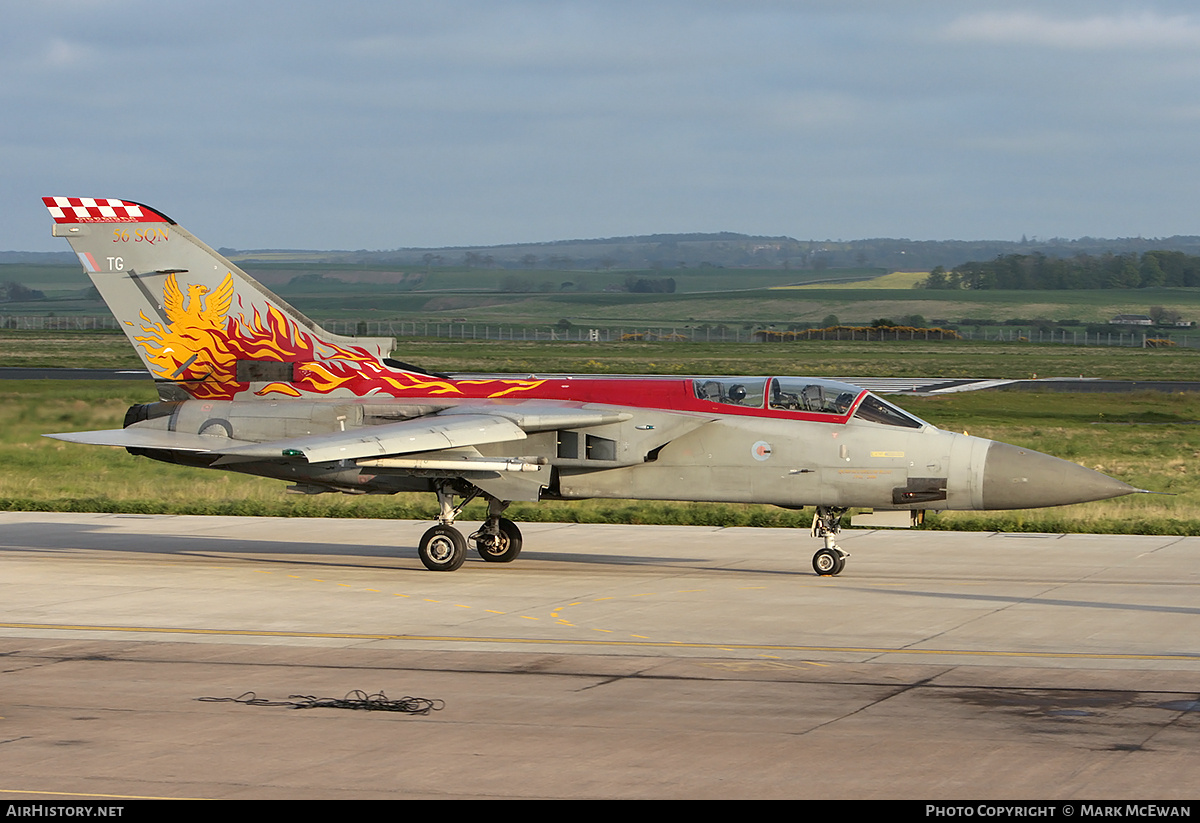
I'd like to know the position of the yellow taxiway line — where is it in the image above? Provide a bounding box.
[1,621,1197,662]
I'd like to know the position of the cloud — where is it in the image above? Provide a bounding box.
[6,1,1200,250]
[41,38,93,69]
[943,11,1200,50]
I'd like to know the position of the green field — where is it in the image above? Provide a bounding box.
[289,285,1200,327]
[5,332,1200,380]
[2,336,1198,534]
[239,262,885,295]
[8,261,1200,329]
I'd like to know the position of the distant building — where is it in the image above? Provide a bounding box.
[1109,314,1153,325]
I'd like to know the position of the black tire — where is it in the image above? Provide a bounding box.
[476,518,523,563]
[812,548,844,576]
[419,525,467,571]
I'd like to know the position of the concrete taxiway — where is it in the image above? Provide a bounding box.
[0,512,1197,799]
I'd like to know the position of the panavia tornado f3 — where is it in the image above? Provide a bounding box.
[42,197,1143,574]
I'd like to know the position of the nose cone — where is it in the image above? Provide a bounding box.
[982,441,1138,510]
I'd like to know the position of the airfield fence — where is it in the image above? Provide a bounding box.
[2,314,1199,349]
[320,322,1200,348]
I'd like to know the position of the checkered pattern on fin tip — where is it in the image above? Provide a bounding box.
[43,197,166,223]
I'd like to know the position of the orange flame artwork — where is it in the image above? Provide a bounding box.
[132,273,543,401]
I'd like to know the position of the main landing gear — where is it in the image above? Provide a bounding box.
[417,482,523,571]
[810,506,849,576]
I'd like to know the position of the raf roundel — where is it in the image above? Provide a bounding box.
[751,440,773,461]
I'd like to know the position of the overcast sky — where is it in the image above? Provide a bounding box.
[5,1,1200,252]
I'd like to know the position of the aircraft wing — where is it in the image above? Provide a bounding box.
[213,413,529,463]
[47,403,638,465]
[215,404,637,463]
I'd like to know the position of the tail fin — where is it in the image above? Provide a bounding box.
[44,197,397,401]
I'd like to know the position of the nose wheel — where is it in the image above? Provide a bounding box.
[811,506,849,576]
[812,546,847,576]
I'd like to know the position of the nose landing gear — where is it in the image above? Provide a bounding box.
[811,506,849,576]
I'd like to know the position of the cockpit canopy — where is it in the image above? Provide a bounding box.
[693,377,766,408]
[691,376,928,428]
[851,393,926,428]
[767,377,859,415]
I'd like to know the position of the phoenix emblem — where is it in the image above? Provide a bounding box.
[134,273,237,383]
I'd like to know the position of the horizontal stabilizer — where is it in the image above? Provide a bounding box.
[45,429,254,451]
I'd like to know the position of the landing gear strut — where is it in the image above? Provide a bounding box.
[416,482,522,571]
[810,506,849,576]
[469,498,522,563]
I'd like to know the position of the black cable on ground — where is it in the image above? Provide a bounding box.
[198,690,445,714]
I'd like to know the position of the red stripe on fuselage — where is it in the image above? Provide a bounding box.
[441,375,865,424]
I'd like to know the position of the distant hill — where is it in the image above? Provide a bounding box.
[223,233,1200,272]
[0,251,76,264]
[10,231,1200,272]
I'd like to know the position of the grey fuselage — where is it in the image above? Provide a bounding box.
[116,384,1133,513]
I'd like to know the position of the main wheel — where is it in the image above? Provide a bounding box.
[475,518,523,563]
[419,525,467,571]
[812,548,845,576]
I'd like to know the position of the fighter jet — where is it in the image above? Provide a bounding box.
[41,197,1141,574]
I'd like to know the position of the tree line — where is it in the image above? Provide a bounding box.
[922,251,1200,290]
[0,281,46,302]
